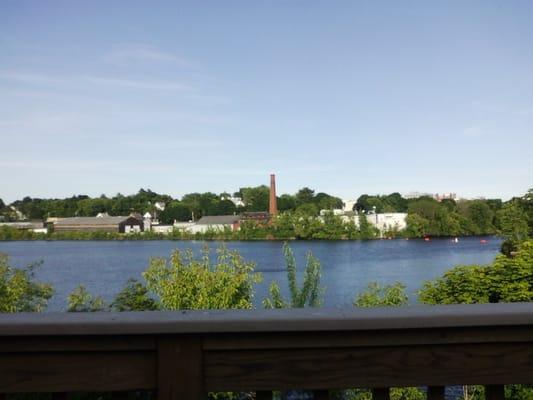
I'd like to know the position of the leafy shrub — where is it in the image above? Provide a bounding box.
[0,253,53,312]
[67,285,105,312]
[263,243,323,308]
[354,282,408,307]
[143,246,261,310]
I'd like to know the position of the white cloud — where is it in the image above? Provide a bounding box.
[463,126,483,137]
[85,76,189,91]
[0,159,177,173]
[0,70,190,91]
[106,45,195,68]
[123,138,222,149]
[0,71,62,85]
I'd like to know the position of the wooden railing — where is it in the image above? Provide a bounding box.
[2,303,533,399]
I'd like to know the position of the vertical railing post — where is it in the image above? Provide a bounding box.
[157,335,205,400]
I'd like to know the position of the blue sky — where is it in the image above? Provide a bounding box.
[1,1,532,203]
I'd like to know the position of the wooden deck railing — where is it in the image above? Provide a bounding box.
[2,303,533,399]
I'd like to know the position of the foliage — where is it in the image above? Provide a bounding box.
[0,254,53,312]
[143,246,261,310]
[67,285,106,312]
[354,282,408,307]
[497,201,529,243]
[419,240,533,304]
[111,279,160,311]
[335,387,425,400]
[263,243,323,308]
[3,189,531,242]
[358,214,378,240]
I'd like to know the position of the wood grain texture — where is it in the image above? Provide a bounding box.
[157,336,205,400]
[203,327,533,350]
[205,343,533,391]
[0,336,156,353]
[0,352,156,393]
[2,303,533,336]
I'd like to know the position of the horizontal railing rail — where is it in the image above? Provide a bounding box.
[2,303,533,399]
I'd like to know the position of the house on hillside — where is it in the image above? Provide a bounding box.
[54,215,143,233]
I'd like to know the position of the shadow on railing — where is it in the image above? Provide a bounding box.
[1,303,533,400]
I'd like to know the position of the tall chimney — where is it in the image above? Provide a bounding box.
[269,174,278,216]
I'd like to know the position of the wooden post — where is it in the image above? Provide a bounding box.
[372,388,390,400]
[486,385,505,400]
[427,386,445,400]
[158,335,205,400]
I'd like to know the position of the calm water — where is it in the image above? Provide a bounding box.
[0,237,501,312]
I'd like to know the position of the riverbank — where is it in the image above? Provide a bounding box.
[0,225,499,242]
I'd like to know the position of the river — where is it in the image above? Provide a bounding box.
[0,236,501,312]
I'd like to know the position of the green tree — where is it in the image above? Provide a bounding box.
[356,195,384,213]
[159,201,192,223]
[263,243,323,308]
[354,282,408,307]
[314,192,343,210]
[358,214,377,239]
[419,240,533,305]
[67,285,106,312]
[460,200,495,234]
[240,186,270,211]
[0,254,53,312]
[497,202,529,243]
[111,279,159,311]
[143,246,261,310]
[278,194,297,212]
[295,187,316,205]
[404,213,429,237]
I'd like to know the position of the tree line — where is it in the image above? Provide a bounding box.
[0,186,343,223]
[1,188,531,243]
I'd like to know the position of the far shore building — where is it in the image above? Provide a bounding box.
[363,212,408,232]
[319,209,408,235]
[0,221,47,233]
[189,215,240,234]
[54,215,143,233]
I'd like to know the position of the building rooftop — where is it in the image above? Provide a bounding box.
[54,216,138,226]
[196,215,240,225]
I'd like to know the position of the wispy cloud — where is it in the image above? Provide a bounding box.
[106,45,195,68]
[463,125,483,137]
[85,76,189,91]
[0,159,178,173]
[0,71,62,85]
[0,70,190,91]
[123,138,222,149]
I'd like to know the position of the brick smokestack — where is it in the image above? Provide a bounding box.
[269,174,278,216]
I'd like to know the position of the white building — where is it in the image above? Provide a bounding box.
[343,200,357,212]
[151,225,175,234]
[187,215,240,234]
[363,212,408,233]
